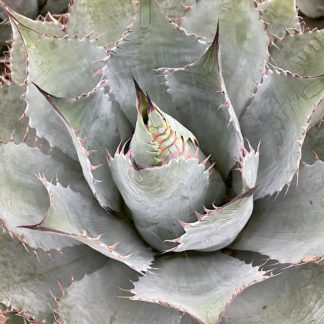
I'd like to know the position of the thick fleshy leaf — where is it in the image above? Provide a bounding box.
[6,5,65,85]
[59,259,183,324]
[36,84,130,211]
[67,0,135,46]
[168,148,259,252]
[222,263,324,323]
[24,178,154,273]
[258,0,301,38]
[130,253,265,324]
[181,0,269,117]
[0,142,82,250]
[0,82,27,143]
[6,7,106,158]
[302,122,324,163]
[164,32,243,177]
[240,70,324,199]
[109,154,225,251]
[104,0,207,125]
[270,29,324,78]
[0,231,107,323]
[232,160,324,264]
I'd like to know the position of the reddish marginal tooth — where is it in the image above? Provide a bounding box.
[116,141,122,154]
[121,139,130,154]
[194,147,199,159]
[90,164,102,171]
[119,253,133,261]
[178,219,190,229]
[106,242,118,252]
[201,155,211,166]
[207,163,215,174]
[194,211,204,221]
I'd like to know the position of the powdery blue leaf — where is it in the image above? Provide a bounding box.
[59,259,183,324]
[35,84,130,211]
[164,30,243,177]
[222,263,324,323]
[232,160,324,264]
[130,253,265,324]
[181,0,269,117]
[258,0,301,38]
[168,148,259,252]
[104,0,207,125]
[0,231,107,323]
[0,142,83,251]
[240,70,324,199]
[24,178,154,273]
[109,154,223,251]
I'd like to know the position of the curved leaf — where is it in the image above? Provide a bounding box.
[181,0,269,117]
[240,70,324,199]
[258,0,301,38]
[164,32,243,177]
[270,29,324,77]
[24,178,154,273]
[59,259,183,324]
[168,148,259,252]
[0,142,82,250]
[67,0,135,46]
[0,231,107,323]
[222,263,324,323]
[104,0,207,125]
[232,160,324,264]
[130,253,265,324]
[109,154,225,251]
[35,84,129,211]
[297,0,324,18]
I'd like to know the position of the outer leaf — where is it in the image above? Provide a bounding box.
[109,154,223,251]
[270,29,324,77]
[104,0,207,125]
[24,179,154,273]
[59,259,183,324]
[0,82,27,143]
[258,0,301,38]
[232,160,324,264]
[0,231,107,322]
[36,84,130,211]
[130,253,265,324]
[0,142,82,250]
[67,0,135,46]
[5,7,106,158]
[222,263,324,323]
[297,0,324,18]
[164,31,243,177]
[7,5,65,85]
[240,70,324,199]
[181,0,269,117]
[168,149,259,252]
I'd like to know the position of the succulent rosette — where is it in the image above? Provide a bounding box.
[0,0,323,323]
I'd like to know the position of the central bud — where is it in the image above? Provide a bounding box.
[108,80,226,251]
[130,79,198,168]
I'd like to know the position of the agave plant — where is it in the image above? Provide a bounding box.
[0,0,323,323]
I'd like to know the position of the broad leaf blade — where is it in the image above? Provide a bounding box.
[168,149,259,252]
[164,33,243,177]
[59,259,183,324]
[25,179,154,273]
[258,0,301,38]
[232,160,324,263]
[181,0,269,117]
[302,121,324,163]
[223,263,324,323]
[131,253,265,324]
[0,232,106,323]
[104,0,207,125]
[0,142,82,250]
[36,84,129,211]
[240,70,324,199]
[67,0,135,46]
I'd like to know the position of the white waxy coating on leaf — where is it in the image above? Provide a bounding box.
[59,259,183,324]
[131,253,265,324]
[232,160,324,264]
